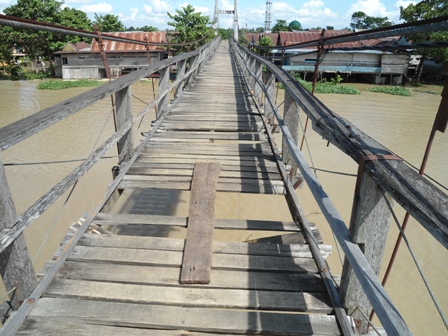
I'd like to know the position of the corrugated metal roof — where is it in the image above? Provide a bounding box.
[90,32,166,52]
[278,31,400,49]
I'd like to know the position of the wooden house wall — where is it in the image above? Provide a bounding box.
[288,52,408,75]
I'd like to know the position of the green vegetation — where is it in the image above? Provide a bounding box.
[278,75,360,95]
[94,13,125,32]
[400,0,448,83]
[167,5,213,54]
[37,80,102,90]
[350,11,393,30]
[367,86,412,96]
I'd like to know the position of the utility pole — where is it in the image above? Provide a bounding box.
[234,0,239,40]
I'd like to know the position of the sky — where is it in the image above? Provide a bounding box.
[0,0,418,30]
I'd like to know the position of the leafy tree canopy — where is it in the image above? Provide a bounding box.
[350,11,393,30]
[217,28,232,40]
[93,13,125,32]
[1,0,92,66]
[271,19,289,33]
[400,0,448,63]
[167,4,213,54]
[127,25,159,32]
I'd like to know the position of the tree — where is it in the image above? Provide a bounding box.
[93,14,125,32]
[326,26,334,30]
[256,36,273,57]
[350,11,393,30]
[218,28,232,40]
[400,0,448,82]
[3,0,65,71]
[167,5,213,54]
[138,25,159,32]
[271,19,289,33]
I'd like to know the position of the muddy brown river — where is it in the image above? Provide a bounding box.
[0,80,446,334]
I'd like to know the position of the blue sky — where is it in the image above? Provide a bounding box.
[0,0,417,30]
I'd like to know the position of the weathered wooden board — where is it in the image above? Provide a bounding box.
[44,278,332,312]
[152,131,264,140]
[126,168,282,180]
[122,175,283,185]
[17,319,213,336]
[135,156,278,168]
[75,235,331,258]
[141,149,275,158]
[68,246,319,273]
[137,152,276,161]
[27,298,340,335]
[130,162,280,173]
[180,162,220,284]
[94,213,316,233]
[118,180,285,195]
[41,261,326,292]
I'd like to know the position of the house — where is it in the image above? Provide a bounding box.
[53,32,167,79]
[247,30,410,84]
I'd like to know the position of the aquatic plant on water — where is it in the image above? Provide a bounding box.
[367,86,412,96]
[37,79,102,90]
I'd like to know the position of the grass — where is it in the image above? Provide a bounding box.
[366,86,412,96]
[298,79,361,94]
[37,79,102,90]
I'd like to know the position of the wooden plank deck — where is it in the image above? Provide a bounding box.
[16,42,342,335]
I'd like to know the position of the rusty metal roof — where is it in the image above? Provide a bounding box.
[278,30,400,49]
[90,32,167,52]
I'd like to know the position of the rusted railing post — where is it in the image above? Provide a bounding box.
[0,158,37,310]
[263,67,275,124]
[115,86,134,163]
[158,66,170,118]
[282,92,299,180]
[340,158,397,334]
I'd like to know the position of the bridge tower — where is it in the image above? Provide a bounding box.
[216,0,239,40]
[265,1,272,33]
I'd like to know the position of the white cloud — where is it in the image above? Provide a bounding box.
[347,0,389,17]
[130,7,138,21]
[81,2,113,14]
[65,0,92,4]
[395,0,417,10]
[147,0,171,14]
[0,0,11,4]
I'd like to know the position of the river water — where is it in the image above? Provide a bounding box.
[0,80,446,335]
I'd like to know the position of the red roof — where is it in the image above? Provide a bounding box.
[278,30,400,49]
[90,32,166,52]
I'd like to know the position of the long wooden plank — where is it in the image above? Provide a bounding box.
[118,180,286,195]
[94,213,316,233]
[27,298,340,335]
[75,235,332,258]
[181,162,221,284]
[122,175,284,185]
[68,246,319,273]
[138,153,276,161]
[44,278,332,313]
[135,157,278,168]
[141,149,275,158]
[17,319,211,336]
[153,131,263,140]
[41,261,326,292]
[126,168,282,180]
[130,162,280,173]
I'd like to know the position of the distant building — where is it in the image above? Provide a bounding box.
[53,32,167,79]
[246,30,410,84]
